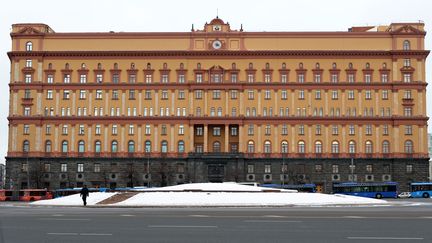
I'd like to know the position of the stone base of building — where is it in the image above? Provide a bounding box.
[5,155,429,193]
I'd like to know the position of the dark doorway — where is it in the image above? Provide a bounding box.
[208,164,225,182]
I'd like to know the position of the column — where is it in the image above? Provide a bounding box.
[104,125,108,152]
[155,91,159,115]
[138,91,142,116]
[393,126,399,153]
[189,125,194,152]
[204,125,208,152]
[257,125,262,153]
[87,126,92,152]
[37,62,43,81]
[121,91,126,116]
[171,91,175,115]
[342,125,346,153]
[72,92,76,115]
[204,91,208,115]
[138,125,142,152]
[257,90,261,116]
[189,89,194,115]
[35,126,41,152]
[170,125,174,152]
[225,91,229,116]
[239,92,244,115]
[154,125,158,152]
[225,124,229,152]
[274,125,279,153]
[120,125,125,152]
[239,125,244,152]
[54,126,59,152]
[36,92,42,115]
[71,126,75,152]
[324,90,328,115]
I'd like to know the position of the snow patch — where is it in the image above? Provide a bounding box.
[31,192,117,206]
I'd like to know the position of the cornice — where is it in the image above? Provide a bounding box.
[7,50,430,60]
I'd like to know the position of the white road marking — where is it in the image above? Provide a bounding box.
[148,225,218,228]
[243,220,302,223]
[189,215,210,217]
[120,214,135,217]
[47,233,78,236]
[80,233,113,236]
[347,237,424,240]
[343,216,366,218]
[51,214,64,217]
[263,215,285,218]
[39,218,91,221]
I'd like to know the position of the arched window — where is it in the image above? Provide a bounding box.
[95,140,101,153]
[348,141,356,154]
[299,62,303,68]
[217,107,222,116]
[62,140,68,153]
[404,140,413,153]
[48,63,53,69]
[365,63,370,69]
[332,62,337,69]
[382,140,390,154]
[147,63,152,69]
[348,62,353,69]
[331,141,339,153]
[23,140,30,152]
[210,107,215,116]
[97,63,102,69]
[248,63,253,69]
[265,62,270,69]
[197,63,201,69]
[403,40,411,50]
[298,141,305,153]
[213,141,221,152]
[282,63,286,69]
[281,141,288,153]
[81,63,86,69]
[114,63,118,69]
[145,140,152,153]
[231,107,237,116]
[45,140,52,153]
[26,41,33,51]
[264,140,271,153]
[161,140,168,153]
[65,63,70,70]
[315,62,320,69]
[128,140,135,153]
[315,141,322,153]
[111,140,118,153]
[180,63,184,69]
[365,140,373,154]
[178,140,185,153]
[130,63,135,69]
[163,63,168,69]
[247,140,255,153]
[78,140,85,153]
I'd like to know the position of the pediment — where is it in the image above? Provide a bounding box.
[17,26,43,35]
[392,25,425,35]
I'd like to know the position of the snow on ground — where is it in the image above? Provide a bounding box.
[144,182,297,192]
[31,192,117,206]
[30,183,387,207]
[115,191,386,207]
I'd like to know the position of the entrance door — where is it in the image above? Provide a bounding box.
[208,164,225,182]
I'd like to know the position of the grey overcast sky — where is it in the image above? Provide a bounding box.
[0,0,431,165]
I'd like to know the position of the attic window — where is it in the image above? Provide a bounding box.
[403,40,410,50]
[26,41,33,51]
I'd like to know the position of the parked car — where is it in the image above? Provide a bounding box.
[398,192,412,198]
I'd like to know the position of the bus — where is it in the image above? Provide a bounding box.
[18,189,53,201]
[410,182,432,198]
[333,182,398,199]
[0,189,13,201]
[261,183,317,192]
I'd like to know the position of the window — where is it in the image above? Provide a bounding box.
[78,140,85,153]
[315,141,322,153]
[383,125,389,135]
[212,141,221,152]
[332,165,339,173]
[129,90,136,100]
[94,163,101,173]
[178,90,185,100]
[24,107,31,116]
[331,90,338,100]
[314,74,321,83]
[264,141,271,153]
[382,141,390,153]
[248,90,254,100]
[381,74,388,83]
[80,74,87,83]
[406,164,413,173]
[61,140,68,153]
[404,107,412,116]
[213,90,221,99]
[231,127,238,136]
[282,124,288,135]
[128,125,134,135]
[382,90,388,100]
[145,74,153,83]
[63,74,71,83]
[26,41,33,51]
[25,59,32,67]
[196,74,202,83]
[178,125,184,135]
[178,141,185,153]
[298,125,305,135]
[22,140,30,152]
[365,74,371,83]
[213,127,221,136]
[62,125,68,135]
[298,141,305,153]
[178,74,185,83]
[247,141,255,153]
[365,141,373,154]
[365,125,372,135]
[248,125,254,135]
[195,90,203,99]
[112,125,118,135]
[404,140,413,153]
[61,163,67,172]
[404,90,412,99]
[403,40,410,50]
[315,90,321,100]
[78,125,85,135]
[298,90,305,100]
[95,141,101,153]
[112,74,119,83]
[45,140,52,152]
[24,74,32,83]
[161,90,168,100]
[315,125,321,135]
[247,164,254,173]
[281,90,288,100]
[264,164,272,173]
[331,74,338,83]
[403,73,411,83]
[405,125,413,135]
[111,141,118,152]
[96,90,103,99]
[128,74,136,83]
[264,90,271,100]
[128,141,135,153]
[145,140,152,153]
[47,74,54,83]
[77,163,84,172]
[281,141,288,153]
[196,127,203,136]
[231,73,237,83]
[349,125,355,135]
[161,125,167,135]
[348,90,354,100]
[349,141,356,153]
[366,164,373,173]
[332,125,339,135]
[297,74,304,83]
[161,141,168,153]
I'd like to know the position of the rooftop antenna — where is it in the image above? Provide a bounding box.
[216,9,219,18]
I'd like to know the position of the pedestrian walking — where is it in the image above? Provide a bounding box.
[80,185,89,206]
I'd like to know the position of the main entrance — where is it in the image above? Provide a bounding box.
[208,164,225,182]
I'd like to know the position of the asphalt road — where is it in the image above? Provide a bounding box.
[1,199,432,243]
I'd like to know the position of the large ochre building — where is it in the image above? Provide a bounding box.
[6,18,429,192]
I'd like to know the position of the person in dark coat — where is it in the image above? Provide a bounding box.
[80,185,89,206]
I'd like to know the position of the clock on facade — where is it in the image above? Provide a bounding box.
[212,40,222,49]
[213,25,221,31]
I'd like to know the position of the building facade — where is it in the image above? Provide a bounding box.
[6,18,429,192]
[0,164,5,189]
